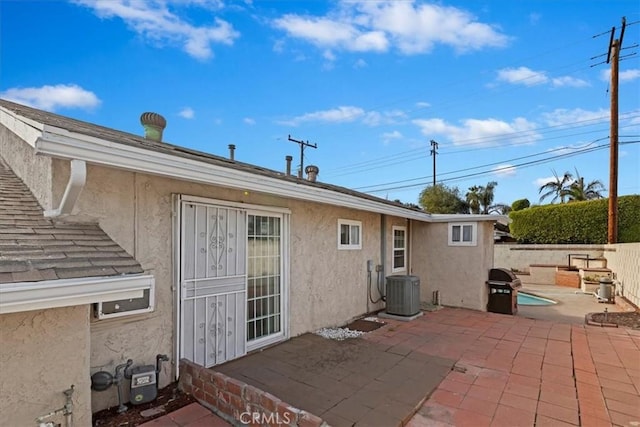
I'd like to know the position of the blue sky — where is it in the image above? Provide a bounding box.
[2,0,639,208]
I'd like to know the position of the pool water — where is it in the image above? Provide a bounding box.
[517,292,556,306]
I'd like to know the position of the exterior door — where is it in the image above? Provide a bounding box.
[246,213,285,351]
[180,202,247,367]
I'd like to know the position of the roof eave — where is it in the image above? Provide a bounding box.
[428,214,511,226]
[35,130,435,222]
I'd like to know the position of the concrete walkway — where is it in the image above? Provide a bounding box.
[148,307,639,426]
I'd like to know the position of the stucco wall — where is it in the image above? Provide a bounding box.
[0,125,53,208]
[0,306,91,427]
[412,221,494,311]
[494,244,605,272]
[604,243,640,308]
[58,163,397,411]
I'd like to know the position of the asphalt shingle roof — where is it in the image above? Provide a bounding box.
[0,157,144,284]
[0,98,424,215]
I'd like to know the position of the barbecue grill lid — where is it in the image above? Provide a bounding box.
[488,268,518,282]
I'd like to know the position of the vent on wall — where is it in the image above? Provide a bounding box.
[94,285,155,320]
[385,275,420,316]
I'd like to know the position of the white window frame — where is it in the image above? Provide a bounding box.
[448,222,477,246]
[392,226,407,273]
[338,219,362,250]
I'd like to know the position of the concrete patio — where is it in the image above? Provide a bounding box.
[147,306,639,426]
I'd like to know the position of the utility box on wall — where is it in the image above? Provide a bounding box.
[386,275,420,316]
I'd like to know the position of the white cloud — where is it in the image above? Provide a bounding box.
[382,130,402,144]
[280,106,364,126]
[353,58,367,68]
[601,68,640,83]
[541,108,609,127]
[1,84,100,111]
[497,67,548,86]
[279,105,405,127]
[416,101,431,108]
[273,39,285,53]
[272,1,508,56]
[534,176,556,187]
[497,67,588,88]
[323,50,337,61]
[363,109,406,126]
[178,107,195,119]
[243,117,256,125]
[412,116,539,146]
[551,76,589,88]
[492,164,516,177]
[72,0,239,60]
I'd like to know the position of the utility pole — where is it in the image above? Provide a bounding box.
[430,140,439,186]
[288,135,317,178]
[606,17,626,243]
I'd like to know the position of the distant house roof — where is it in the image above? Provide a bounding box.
[0,157,143,284]
[0,99,507,225]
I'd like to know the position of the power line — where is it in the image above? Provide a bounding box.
[323,117,639,178]
[362,141,638,194]
[354,138,607,191]
[287,135,317,178]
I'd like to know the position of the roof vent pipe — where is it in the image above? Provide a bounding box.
[140,112,167,142]
[228,144,236,161]
[285,156,293,176]
[305,165,319,182]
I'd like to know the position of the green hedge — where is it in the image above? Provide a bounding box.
[509,195,640,243]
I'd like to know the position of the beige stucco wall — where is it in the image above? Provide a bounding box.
[494,244,605,272]
[0,306,92,427]
[0,125,53,209]
[412,221,494,311]
[55,163,400,411]
[604,243,640,308]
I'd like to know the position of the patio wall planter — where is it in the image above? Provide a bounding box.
[555,268,581,288]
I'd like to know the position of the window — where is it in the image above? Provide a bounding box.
[448,222,477,246]
[338,219,362,250]
[392,226,406,272]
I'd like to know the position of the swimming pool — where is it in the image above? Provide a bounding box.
[517,292,556,306]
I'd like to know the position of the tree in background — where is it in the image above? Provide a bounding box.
[538,168,604,204]
[511,198,531,211]
[539,169,573,204]
[564,169,605,202]
[418,184,468,213]
[466,181,498,214]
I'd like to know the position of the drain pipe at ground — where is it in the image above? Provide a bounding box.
[35,385,74,427]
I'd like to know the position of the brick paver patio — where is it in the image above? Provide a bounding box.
[150,307,639,426]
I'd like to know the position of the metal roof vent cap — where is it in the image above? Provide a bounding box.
[305,165,319,182]
[140,112,167,142]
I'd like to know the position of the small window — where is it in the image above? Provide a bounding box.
[392,226,406,272]
[448,222,477,246]
[338,219,362,250]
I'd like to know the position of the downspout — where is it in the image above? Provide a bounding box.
[44,159,86,218]
[407,219,412,274]
[378,214,386,301]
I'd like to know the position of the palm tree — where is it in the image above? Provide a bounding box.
[563,169,605,201]
[466,181,498,214]
[539,169,573,204]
